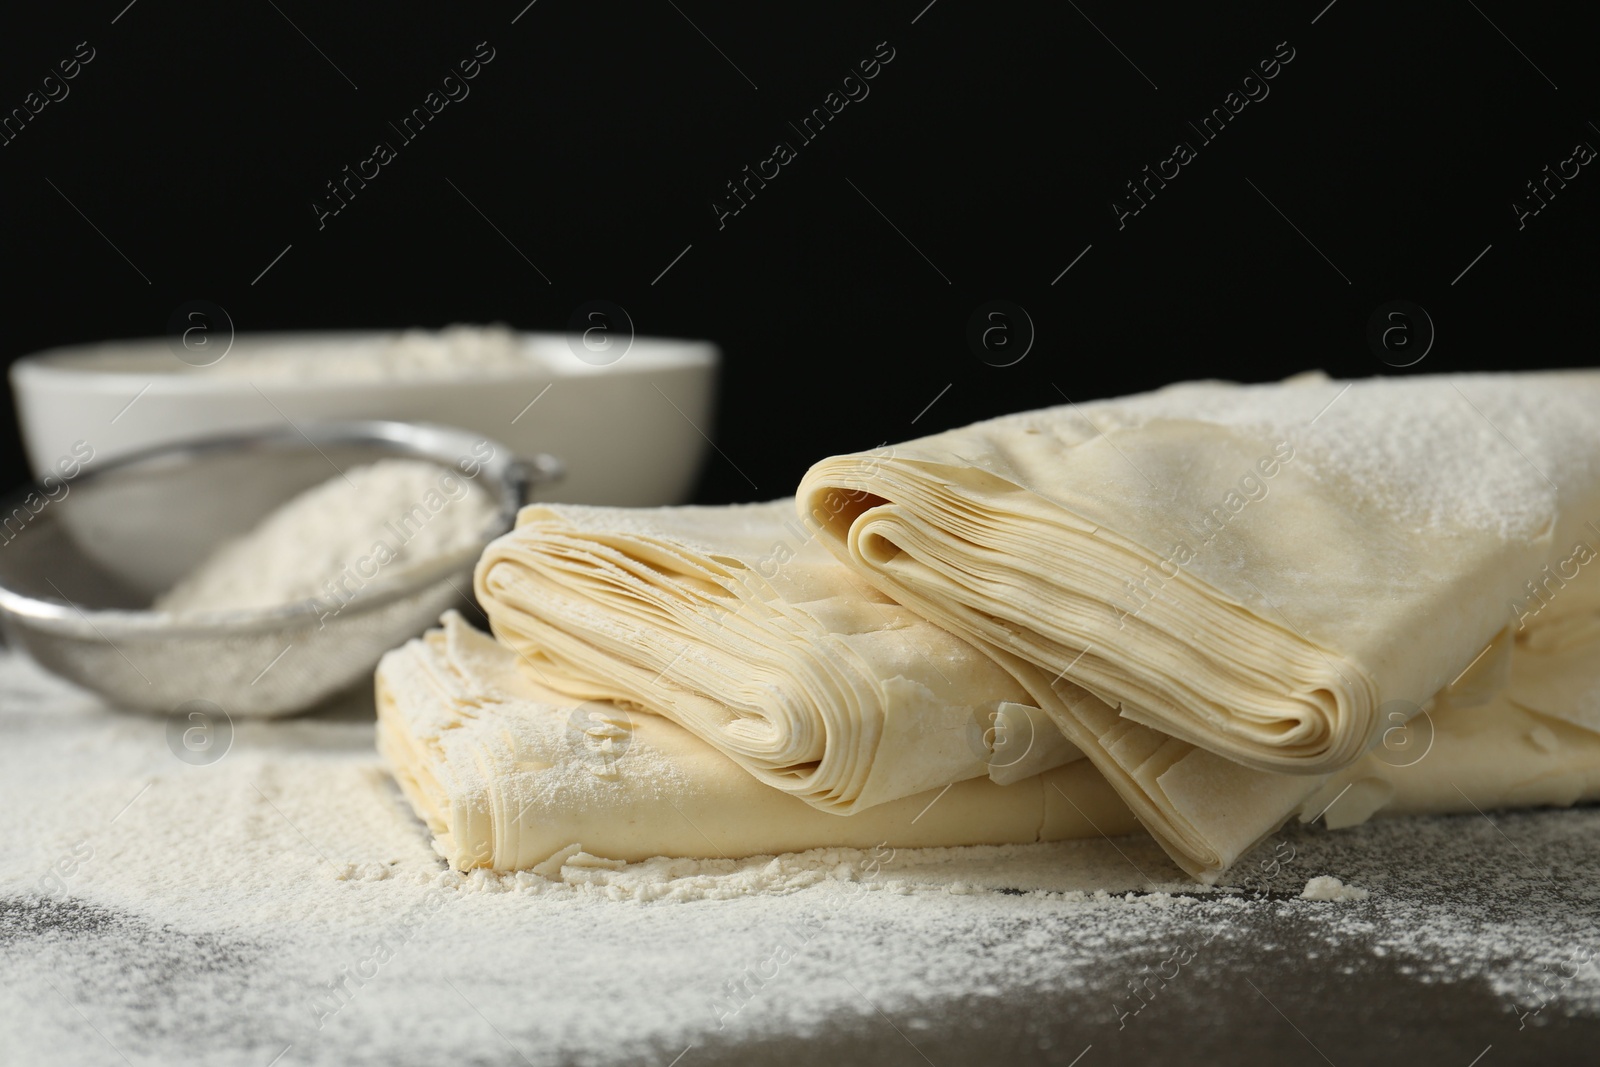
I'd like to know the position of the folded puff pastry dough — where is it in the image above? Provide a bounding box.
[376,612,1600,874]
[472,501,1081,815]
[1302,625,1600,827]
[796,371,1600,879]
[375,611,1141,871]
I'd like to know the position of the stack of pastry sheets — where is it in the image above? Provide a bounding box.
[376,611,1140,871]
[377,370,1600,881]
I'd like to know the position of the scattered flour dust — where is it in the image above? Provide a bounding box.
[155,458,499,614]
[3,650,1598,1066]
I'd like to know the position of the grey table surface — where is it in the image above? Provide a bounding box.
[2,647,1596,1067]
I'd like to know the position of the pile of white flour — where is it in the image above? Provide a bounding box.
[2,649,1596,1066]
[156,459,499,614]
[193,323,539,381]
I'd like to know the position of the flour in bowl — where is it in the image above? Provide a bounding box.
[194,323,539,381]
[155,458,499,614]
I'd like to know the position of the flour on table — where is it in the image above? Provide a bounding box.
[2,650,1597,1066]
[155,458,499,614]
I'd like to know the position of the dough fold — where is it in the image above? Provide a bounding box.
[1301,624,1600,828]
[796,371,1600,878]
[375,612,1139,871]
[375,613,1600,874]
[471,501,1081,814]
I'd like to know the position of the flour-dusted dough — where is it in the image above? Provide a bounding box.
[472,501,1080,815]
[375,612,1139,871]
[376,616,1600,875]
[1303,615,1600,828]
[797,371,1600,879]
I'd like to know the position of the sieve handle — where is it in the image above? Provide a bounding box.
[505,453,565,508]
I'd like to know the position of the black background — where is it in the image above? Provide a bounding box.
[2,0,1595,505]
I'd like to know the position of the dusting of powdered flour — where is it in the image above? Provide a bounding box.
[155,458,499,614]
[3,650,1596,1066]
[1015,373,1600,540]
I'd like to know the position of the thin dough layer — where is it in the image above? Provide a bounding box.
[375,612,1140,871]
[375,613,1600,874]
[473,501,1080,815]
[797,371,1600,878]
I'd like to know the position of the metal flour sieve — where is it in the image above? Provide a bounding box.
[0,421,560,717]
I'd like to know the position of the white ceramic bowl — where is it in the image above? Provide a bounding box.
[10,329,718,507]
